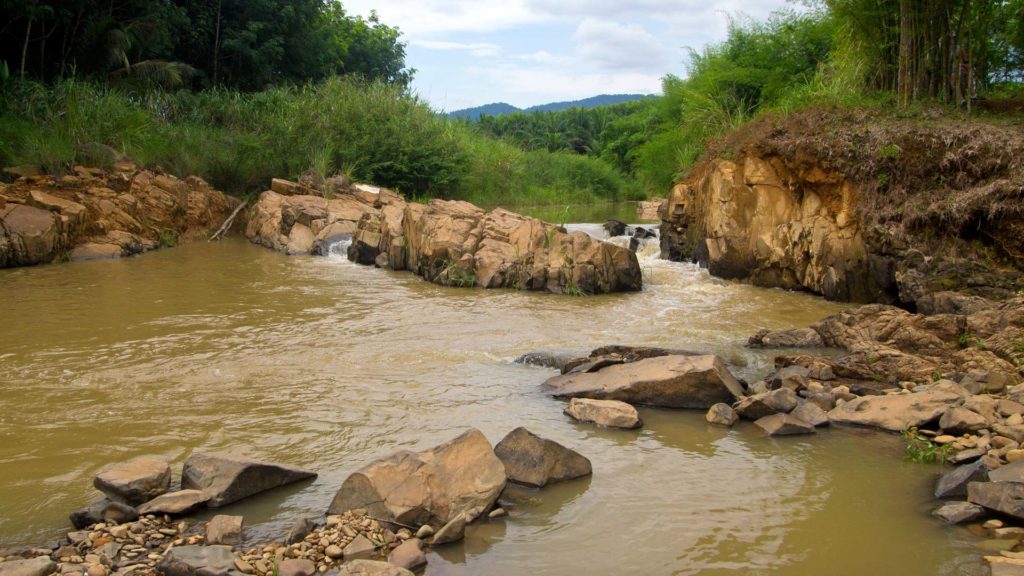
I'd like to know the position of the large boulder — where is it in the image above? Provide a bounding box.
[564,398,642,429]
[156,545,242,576]
[93,456,171,505]
[327,429,506,528]
[181,452,317,508]
[935,460,989,498]
[494,428,593,488]
[540,354,744,409]
[827,388,964,432]
[0,204,60,267]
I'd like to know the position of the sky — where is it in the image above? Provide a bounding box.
[341,0,797,112]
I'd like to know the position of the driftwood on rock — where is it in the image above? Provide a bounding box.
[209,200,249,241]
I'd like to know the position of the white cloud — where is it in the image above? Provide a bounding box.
[517,50,566,64]
[573,19,673,71]
[411,40,501,57]
[340,0,541,36]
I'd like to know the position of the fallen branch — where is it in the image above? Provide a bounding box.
[208,200,248,242]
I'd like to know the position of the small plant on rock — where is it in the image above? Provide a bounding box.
[901,427,952,464]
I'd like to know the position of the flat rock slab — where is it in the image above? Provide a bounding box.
[990,461,1024,483]
[182,452,317,508]
[969,481,1024,521]
[337,560,414,576]
[564,398,642,429]
[205,514,244,545]
[791,401,829,427]
[137,489,210,515]
[827,389,963,432]
[156,545,242,576]
[933,501,986,524]
[754,413,816,436]
[94,456,171,505]
[328,428,506,528]
[343,534,376,560]
[494,427,593,488]
[0,556,56,576]
[541,354,744,409]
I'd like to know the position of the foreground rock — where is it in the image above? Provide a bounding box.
[181,452,317,508]
[328,429,505,528]
[338,560,413,576]
[932,501,986,524]
[541,354,744,409]
[0,556,56,576]
[705,403,738,426]
[93,457,171,505]
[827,387,965,432]
[968,481,1024,521]
[494,427,593,488]
[0,163,237,268]
[347,198,642,295]
[564,398,642,429]
[137,489,210,515]
[69,499,138,529]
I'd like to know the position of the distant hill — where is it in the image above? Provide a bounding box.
[448,94,654,120]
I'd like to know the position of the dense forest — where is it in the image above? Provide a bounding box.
[0,0,1022,206]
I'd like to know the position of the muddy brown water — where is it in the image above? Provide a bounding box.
[0,209,985,575]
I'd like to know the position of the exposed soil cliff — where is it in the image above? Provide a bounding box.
[0,163,237,267]
[661,106,1024,307]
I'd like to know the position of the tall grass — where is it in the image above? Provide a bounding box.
[0,77,640,205]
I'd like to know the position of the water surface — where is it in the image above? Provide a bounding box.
[0,220,982,575]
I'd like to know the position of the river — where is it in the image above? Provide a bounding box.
[0,205,984,575]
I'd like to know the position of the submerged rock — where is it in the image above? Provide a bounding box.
[754,413,816,436]
[69,499,138,529]
[494,427,592,488]
[328,429,506,528]
[932,501,986,524]
[564,398,642,429]
[541,354,744,409]
[181,452,317,508]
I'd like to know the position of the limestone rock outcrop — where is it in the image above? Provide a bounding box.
[327,429,506,528]
[0,163,237,268]
[346,198,642,295]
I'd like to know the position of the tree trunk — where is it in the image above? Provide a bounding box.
[20,18,33,80]
[212,0,222,86]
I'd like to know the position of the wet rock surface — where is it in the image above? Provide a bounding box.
[181,453,317,508]
[564,398,642,429]
[494,427,593,488]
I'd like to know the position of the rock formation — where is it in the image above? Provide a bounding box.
[0,163,237,268]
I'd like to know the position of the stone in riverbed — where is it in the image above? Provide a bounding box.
[69,499,138,529]
[277,559,316,576]
[328,429,505,528]
[205,515,243,545]
[932,501,986,524]
[181,452,317,508]
[387,538,425,570]
[827,388,963,432]
[285,517,317,545]
[969,481,1024,521]
[940,407,989,435]
[541,354,744,409]
[754,414,816,436]
[344,535,377,560]
[564,398,642,429]
[155,545,241,576]
[515,350,582,371]
[936,460,990,499]
[989,461,1024,483]
[337,560,414,576]
[93,457,171,505]
[137,489,210,515]
[0,556,56,576]
[705,403,738,426]
[987,557,1024,576]
[735,388,798,420]
[494,427,592,488]
[430,513,466,546]
[791,401,829,427]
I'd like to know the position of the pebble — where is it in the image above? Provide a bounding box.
[324,545,343,559]
[935,435,957,444]
[488,508,507,519]
[986,520,1006,530]
[415,525,434,539]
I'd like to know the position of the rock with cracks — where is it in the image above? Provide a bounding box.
[156,545,242,576]
[494,427,593,488]
[327,429,506,528]
[181,452,317,508]
[541,354,744,409]
[827,388,964,432]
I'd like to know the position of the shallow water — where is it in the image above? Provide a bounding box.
[0,216,983,575]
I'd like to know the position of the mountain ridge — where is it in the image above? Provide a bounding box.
[448,94,654,120]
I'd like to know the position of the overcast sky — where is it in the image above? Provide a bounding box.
[340,0,797,111]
